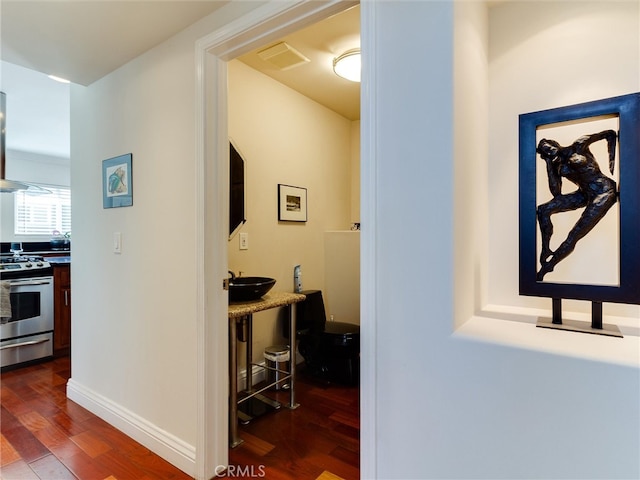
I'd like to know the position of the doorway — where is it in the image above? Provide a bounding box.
[194,2,372,478]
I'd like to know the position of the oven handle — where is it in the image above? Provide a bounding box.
[7,279,52,287]
[0,338,50,350]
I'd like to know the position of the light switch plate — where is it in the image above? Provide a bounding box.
[113,232,122,254]
[239,232,249,250]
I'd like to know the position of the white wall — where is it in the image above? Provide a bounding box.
[324,231,359,324]
[453,0,489,329]
[66,2,266,475]
[350,120,360,224]
[227,59,353,363]
[367,1,639,478]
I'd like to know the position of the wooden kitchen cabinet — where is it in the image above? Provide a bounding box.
[53,264,71,356]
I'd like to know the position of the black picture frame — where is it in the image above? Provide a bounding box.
[278,184,307,222]
[519,92,640,304]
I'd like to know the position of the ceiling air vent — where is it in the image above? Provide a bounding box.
[257,42,310,71]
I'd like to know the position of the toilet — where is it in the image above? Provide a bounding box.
[291,289,360,385]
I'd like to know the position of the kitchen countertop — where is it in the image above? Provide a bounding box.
[228,291,306,318]
[0,250,70,256]
[0,241,70,255]
[46,256,71,264]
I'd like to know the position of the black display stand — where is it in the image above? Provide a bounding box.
[536,298,622,338]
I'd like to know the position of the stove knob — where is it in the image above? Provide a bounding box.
[37,262,43,267]
[25,263,32,268]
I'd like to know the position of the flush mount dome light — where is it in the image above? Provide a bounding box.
[333,49,361,82]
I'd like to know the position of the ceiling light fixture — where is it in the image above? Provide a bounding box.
[48,75,70,84]
[333,49,361,82]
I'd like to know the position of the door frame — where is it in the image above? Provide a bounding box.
[194,1,377,478]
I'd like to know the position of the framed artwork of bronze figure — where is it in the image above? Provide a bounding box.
[519,93,640,307]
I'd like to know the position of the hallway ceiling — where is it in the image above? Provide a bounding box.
[1,1,230,86]
[0,2,360,159]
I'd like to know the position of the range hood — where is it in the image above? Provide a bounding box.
[1,91,35,193]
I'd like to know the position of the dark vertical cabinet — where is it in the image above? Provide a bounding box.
[53,264,71,356]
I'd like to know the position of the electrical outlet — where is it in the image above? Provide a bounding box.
[113,232,122,254]
[239,232,249,250]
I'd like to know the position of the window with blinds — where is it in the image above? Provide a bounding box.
[14,185,72,235]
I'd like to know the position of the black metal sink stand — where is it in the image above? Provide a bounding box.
[228,295,302,448]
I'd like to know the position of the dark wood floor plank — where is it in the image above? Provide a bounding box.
[1,433,21,467]
[6,382,40,403]
[59,449,112,480]
[126,448,192,479]
[303,450,359,480]
[329,410,359,430]
[69,430,112,458]
[32,423,73,450]
[45,437,86,464]
[1,407,51,465]
[62,401,95,424]
[1,405,23,431]
[48,410,88,437]
[16,410,52,433]
[23,396,61,420]
[0,387,32,418]
[93,448,149,479]
[79,417,149,456]
[316,471,346,480]
[234,431,276,456]
[329,444,359,469]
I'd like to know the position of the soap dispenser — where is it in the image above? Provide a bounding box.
[293,265,303,293]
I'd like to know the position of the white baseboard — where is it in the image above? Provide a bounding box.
[237,361,266,391]
[66,378,195,476]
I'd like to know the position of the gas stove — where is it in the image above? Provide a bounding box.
[1,254,55,369]
[0,255,52,277]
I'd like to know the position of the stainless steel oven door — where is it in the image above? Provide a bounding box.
[1,332,53,368]
[1,276,54,340]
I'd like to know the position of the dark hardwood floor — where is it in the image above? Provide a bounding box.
[229,373,360,480]
[1,357,359,480]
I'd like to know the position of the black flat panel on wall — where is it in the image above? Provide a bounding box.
[519,92,640,304]
[229,141,246,239]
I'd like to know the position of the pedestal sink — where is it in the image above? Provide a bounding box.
[229,277,276,302]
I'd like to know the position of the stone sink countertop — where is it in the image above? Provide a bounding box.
[228,291,306,318]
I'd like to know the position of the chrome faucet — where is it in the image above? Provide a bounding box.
[228,270,236,280]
